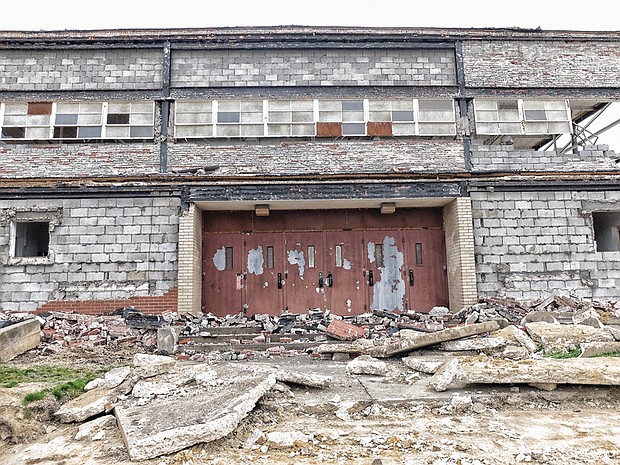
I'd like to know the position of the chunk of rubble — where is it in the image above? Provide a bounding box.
[346,355,387,376]
[368,321,500,358]
[401,356,445,374]
[439,336,506,352]
[525,321,614,354]
[578,341,620,358]
[428,355,620,392]
[55,379,134,423]
[114,371,277,461]
[572,308,604,328]
[74,415,116,440]
[325,320,367,341]
[272,369,332,388]
[492,325,538,353]
[85,366,131,391]
[317,338,374,354]
[265,430,313,448]
[132,353,176,378]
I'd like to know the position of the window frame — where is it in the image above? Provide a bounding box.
[4,208,62,266]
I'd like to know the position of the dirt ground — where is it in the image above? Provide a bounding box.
[1,347,619,465]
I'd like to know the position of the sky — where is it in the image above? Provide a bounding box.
[2,0,619,149]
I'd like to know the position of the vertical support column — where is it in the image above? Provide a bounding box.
[159,40,171,173]
[454,40,472,172]
[443,198,478,311]
[177,203,202,315]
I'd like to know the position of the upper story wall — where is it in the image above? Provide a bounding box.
[171,49,456,88]
[0,49,163,91]
[462,40,620,89]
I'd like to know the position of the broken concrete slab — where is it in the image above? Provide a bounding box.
[55,379,134,423]
[132,353,176,378]
[85,366,131,391]
[74,414,116,441]
[0,318,40,362]
[579,341,620,358]
[523,311,559,324]
[317,339,374,354]
[272,369,332,388]
[525,321,614,354]
[368,321,500,358]
[428,355,620,392]
[265,430,313,448]
[114,371,276,461]
[492,325,538,353]
[572,308,604,328]
[346,355,387,376]
[439,336,506,352]
[402,356,445,374]
[157,326,182,354]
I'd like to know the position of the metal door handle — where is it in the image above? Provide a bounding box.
[318,271,324,288]
[368,270,373,286]
[409,269,414,286]
[277,272,283,289]
[326,272,333,287]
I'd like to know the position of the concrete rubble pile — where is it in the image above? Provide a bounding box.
[53,353,331,461]
[36,309,176,353]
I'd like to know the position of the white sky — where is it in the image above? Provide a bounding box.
[2,0,619,150]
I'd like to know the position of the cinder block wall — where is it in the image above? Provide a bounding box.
[443,198,478,311]
[177,204,202,315]
[0,196,180,313]
[463,40,620,88]
[471,144,620,173]
[0,49,163,91]
[471,190,620,301]
[171,49,456,87]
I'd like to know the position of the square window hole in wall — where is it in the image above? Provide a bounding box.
[14,221,49,257]
[593,212,620,252]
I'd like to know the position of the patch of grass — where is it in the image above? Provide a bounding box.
[592,351,620,358]
[546,348,582,359]
[0,365,104,405]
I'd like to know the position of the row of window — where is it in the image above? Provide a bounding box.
[174,99,457,138]
[0,101,154,140]
[0,98,574,141]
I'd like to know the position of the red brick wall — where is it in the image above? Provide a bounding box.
[34,287,178,316]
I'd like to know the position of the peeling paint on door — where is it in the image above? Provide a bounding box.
[367,242,376,263]
[371,236,405,312]
[213,246,226,271]
[287,249,306,279]
[343,258,352,270]
[247,246,264,275]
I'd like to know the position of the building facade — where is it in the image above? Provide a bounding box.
[1,27,619,317]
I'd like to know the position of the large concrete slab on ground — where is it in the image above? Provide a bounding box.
[429,355,620,391]
[114,370,276,461]
[0,318,40,362]
[525,322,614,354]
[368,321,500,358]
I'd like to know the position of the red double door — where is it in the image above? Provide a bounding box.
[203,227,448,317]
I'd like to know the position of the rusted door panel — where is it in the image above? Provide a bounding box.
[324,231,367,315]
[243,233,285,316]
[284,232,327,312]
[403,229,449,312]
[202,233,243,316]
[363,231,407,313]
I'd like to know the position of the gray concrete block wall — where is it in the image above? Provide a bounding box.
[462,40,620,88]
[0,144,160,178]
[0,197,180,312]
[168,139,466,175]
[471,143,620,173]
[170,49,456,87]
[0,49,163,91]
[471,190,620,301]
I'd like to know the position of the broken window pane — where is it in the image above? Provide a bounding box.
[225,247,234,270]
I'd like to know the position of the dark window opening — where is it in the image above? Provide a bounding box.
[593,212,620,252]
[225,247,234,270]
[14,221,49,257]
[54,126,78,138]
[107,113,130,125]
[2,127,25,138]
